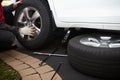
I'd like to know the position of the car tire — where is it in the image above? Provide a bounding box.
[14,0,52,49]
[67,34,120,79]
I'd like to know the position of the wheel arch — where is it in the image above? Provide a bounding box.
[38,0,57,31]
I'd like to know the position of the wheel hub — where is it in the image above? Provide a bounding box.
[80,36,120,48]
[99,36,111,47]
[27,20,32,26]
[17,6,42,41]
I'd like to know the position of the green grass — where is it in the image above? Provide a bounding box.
[0,60,21,80]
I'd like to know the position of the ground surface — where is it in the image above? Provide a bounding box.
[16,34,106,80]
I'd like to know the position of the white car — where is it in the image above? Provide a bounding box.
[4,0,120,79]
[6,0,119,49]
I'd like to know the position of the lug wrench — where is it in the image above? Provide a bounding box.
[33,52,68,57]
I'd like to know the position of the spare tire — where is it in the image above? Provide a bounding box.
[67,34,120,79]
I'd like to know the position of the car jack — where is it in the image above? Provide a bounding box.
[33,29,71,66]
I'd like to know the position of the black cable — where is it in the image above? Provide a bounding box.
[51,62,63,80]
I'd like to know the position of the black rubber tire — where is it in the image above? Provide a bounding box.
[67,34,120,79]
[14,0,52,49]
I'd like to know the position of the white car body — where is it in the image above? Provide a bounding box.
[47,0,120,30]
[6,0,120,30]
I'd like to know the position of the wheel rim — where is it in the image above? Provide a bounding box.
[80,36,120,48]
[17,6,42,41]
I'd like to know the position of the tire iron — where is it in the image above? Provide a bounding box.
[33,52,68,57]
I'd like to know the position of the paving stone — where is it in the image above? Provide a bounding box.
[41,71,62,80]
[13,64,30,71]
[4,50,21,56]
[15,54,28,60]
[0,53,16,63]
[4,57,16,63]
[7,60,23,67]
[22,74,42,80]
[30,61,46,68]
[0,53,12,61]
[0,53,7,58]
[4,50,28,59]
[36,65,54,74]
[0,50,62,80]
[20,56,40,65]
[20,68,36,77]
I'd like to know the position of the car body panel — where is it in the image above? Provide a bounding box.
[48,0,120,30]
[6,0,120,30]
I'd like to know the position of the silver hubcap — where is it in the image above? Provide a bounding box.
[17,7,42,40]
[80,36,120,48]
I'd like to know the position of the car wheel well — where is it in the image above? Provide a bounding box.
[39,0,56,31]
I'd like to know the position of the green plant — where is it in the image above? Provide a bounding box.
[0,60,21,80]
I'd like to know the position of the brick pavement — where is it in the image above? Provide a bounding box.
[0,50,62,80]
